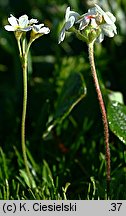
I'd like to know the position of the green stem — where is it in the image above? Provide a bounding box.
[26,41,32,57]
[17,39,22,58]
[88,41,110,198]
[21,54,32,187]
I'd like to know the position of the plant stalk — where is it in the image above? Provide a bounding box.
[88,41,110,197]
[21,54,32,187]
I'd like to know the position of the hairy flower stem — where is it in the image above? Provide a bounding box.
[88,41,110,198]
[21,54,32,187]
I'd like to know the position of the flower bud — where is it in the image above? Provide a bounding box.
[82,26,101,43]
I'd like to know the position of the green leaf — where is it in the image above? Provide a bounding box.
[108,90,124,104]
[43,72,87,138]
[55,72,86,121]
[18,169,36,188]
[42,160,53,183]
[0,147,8,180]
[107,101,126,144]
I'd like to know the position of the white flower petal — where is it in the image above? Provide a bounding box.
[96,32,104,43]
[19,15,29,28]
[68,11,80,21]
[29,18,38,24]
[33,24,45,32]
[65,7,71,21]
[90,18,98,28]
[77,12,90,22]
[58,27,66,44]
[105,12,117,34]
[79,17,89,30]
[20,26,32,32]
[65,16,75,30]
[76,14,85,23]
[8,15,18,27]
[110,23,117,34]
[102,24,115,37]
[103,14,114,25]
[88,7,97,15]
[65,6,80,22]
[106,12,116,23]
[113,25,117,34]
[4,25,15,31]
[40,27,50,34]
[36,24,44,29]
[95,4,107,17]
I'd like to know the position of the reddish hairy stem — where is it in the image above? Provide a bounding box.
[88,42,111,197]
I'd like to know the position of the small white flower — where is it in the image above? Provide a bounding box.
[95,4,117,42]
[32,24,50,34]
[95,4,116,25]
[58,7,80,44]
[30,24,50,42]
[4,14,32,32]
[77,7,98,30]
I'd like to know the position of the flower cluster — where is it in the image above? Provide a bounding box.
[4,14,50,40]
[58,4,117,44]
[4,14,50,58]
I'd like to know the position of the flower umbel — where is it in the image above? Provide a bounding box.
[4,14,40,42]
[4,14,34,32]
[4,14,50,51]
[58,4,117,44]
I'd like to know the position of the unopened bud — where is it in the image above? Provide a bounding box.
[83,25,101,43]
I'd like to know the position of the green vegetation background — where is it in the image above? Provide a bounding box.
[0,0,126,199]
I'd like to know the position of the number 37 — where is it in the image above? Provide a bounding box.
[110,203,122,211]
